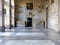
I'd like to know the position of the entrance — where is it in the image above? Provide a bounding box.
[25,18,32,27]
[27,18,32,27]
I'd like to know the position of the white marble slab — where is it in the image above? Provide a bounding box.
[0,40,3,45]
[0,40,3,43]
[15,32,45,36]
[5,40,55,45]
[58,40,60,42]
[0,32,13,36]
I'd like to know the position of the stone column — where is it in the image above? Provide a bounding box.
[9,0,12,29]
[14,1,17,27]
[13,0,17,27]
[0,0,2,31]
[0,0,5,32]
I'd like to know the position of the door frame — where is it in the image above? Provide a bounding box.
[46,7,48,28]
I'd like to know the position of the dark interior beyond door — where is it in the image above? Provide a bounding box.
[26,18,32,27]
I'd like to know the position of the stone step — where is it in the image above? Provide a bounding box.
[5,40,55,45]
[0,32,45,37]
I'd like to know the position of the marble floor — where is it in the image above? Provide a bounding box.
[0,25,60,45]
[0,40,56,45]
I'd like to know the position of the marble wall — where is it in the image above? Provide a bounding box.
[58,0,60,32]
[48,0,58,31]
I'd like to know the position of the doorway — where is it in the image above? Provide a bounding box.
[26,18,32,27]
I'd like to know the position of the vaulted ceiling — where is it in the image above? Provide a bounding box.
[15,0,47,5]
